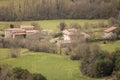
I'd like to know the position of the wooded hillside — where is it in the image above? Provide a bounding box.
[0,0,119,21]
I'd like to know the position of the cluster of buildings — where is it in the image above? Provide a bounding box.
[1,24,120,47]
[56,28,90,47]
[4,25,40,39]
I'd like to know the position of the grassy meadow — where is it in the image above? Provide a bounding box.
[0,19,107,31]
[0,50,102,80]
[0,0,9,6]
[100,40,120,53]
[0,48,9,59]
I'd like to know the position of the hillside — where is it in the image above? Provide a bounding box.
[0,49,101,80]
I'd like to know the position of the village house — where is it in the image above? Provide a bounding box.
[57,28,90,47]
[4,25,39,39]
[62,28,77,41]
[20,25,34,30]
[103,26,120,39]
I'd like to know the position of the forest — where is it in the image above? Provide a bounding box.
[0,0,119,21]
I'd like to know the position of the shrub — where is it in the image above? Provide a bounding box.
[116,72,120,80]
[27,40,57,53]
[108,17,117,26]
[32,73,47,80]
[98,21,107,28]
[70,23,81,29]
[3,38,24,48]
[31,22,42,30]
[9,48,21,58]
[58,21,66,31]
[70,53,80,60]
[80,50,114,78]
[53,32,63,38]
[112,49,120,71]
[70,43,100,60]
[0,65,47,80]
[91,58,113,77]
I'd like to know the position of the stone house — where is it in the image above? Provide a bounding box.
[4,25,39,39]
[57,28,90,47]
[103,26,120,39]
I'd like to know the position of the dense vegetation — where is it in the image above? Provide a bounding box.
[0,51,99,80]
[0,0,119,21]
[0,65,46,80]
[81,50,113,78]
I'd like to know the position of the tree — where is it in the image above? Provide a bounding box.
[81,50,114,78]
[0,65,47,80]
[58,21,66,31]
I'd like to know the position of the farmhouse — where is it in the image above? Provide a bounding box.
[20,25,34,30]
[103,26,120,39]
[57,28,90,47]
[62,28,77,41]
[4,25,39,39]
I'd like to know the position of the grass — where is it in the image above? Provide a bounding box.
[100,40,120,53]
[0,48,9,59]
[0,51,102,80]
[0,0,9,6]
[0,19,107,31]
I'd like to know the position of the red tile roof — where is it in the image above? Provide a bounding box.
[5,28,25,31]
[4,28,25,33]
[104,26,117,33]
[20,25,34,29]
[26,30,39,33]
[14,32,26,35]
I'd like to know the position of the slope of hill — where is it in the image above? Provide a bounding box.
[0,50,102,80]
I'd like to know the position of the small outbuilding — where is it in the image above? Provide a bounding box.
[103,26,120,39]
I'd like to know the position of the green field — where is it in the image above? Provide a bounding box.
[0,19,107,31]
[0,50,102,80]
[0,0,9,6]
[100,40,120,53]
[0,48,9,59]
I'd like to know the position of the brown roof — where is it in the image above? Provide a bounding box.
[20,25,34,29]
[26,30,39,33]
[104,26,117,33]
[14,32,26,35]
[4,28,25,32]
[5,28,24,31]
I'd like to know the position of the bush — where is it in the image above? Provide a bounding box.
[81,50,114,78]
[32,73,47,80]
[70,53,80,60]
[3,38,27,48]
[27,40,57,53]
[58,21,66,31]
[9,48,21,58]
[116,72,120,80]
[98,21,107,28]
[70,43,100,60]
[91,58,113,77]
[0,65,47,80]
[53,32,63,38]
[112,49,120,71]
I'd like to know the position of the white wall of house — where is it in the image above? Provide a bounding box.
[103,32,117,39]
[63,34,71,41]
[4,31,12,38]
